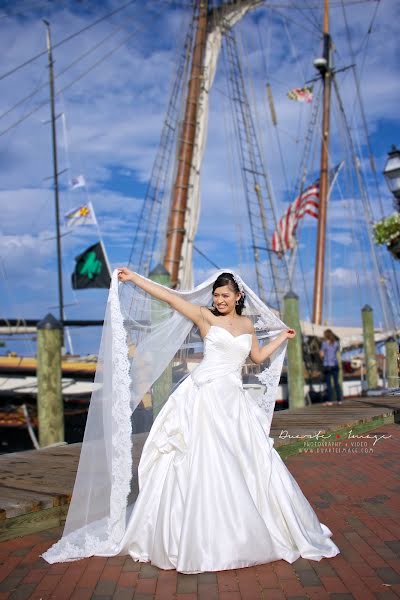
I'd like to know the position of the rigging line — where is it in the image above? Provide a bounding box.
[0,22,129,122]
[193,245,220,270]
[0,0,137,83]
[262,5,318,37]
[332,99,365,309]
[147,2,193,269]
[221,33,252,273]
[127,0,194,276]
[340,0,385,219]
[236,26,292,291]
[286,1,321,33]
[332,77,396,330]
[279,13,313,170]
[302,0,323,29]
[0,0,182,137]
[357,0,381,78]
[0,256,36,357]
[346,1,381,129]
[255,18,290,197]
[283,9,317,84]
[220,40,246,272]
[0,27,146,138]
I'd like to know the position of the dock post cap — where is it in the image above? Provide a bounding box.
[283,289,299,300]
[37,313,63,330]
[361,304,373,312]
[149,264,171,277]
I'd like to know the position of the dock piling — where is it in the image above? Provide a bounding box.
[37,313,64,447]
[385,336,399,388]
[283,290,305,408]
[361,305,378,389]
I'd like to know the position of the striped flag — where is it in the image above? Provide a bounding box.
[287,86,313,104]
[272,181,319,254]
[272,163,343,254]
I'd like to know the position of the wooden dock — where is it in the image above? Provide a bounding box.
[0,395,398,543]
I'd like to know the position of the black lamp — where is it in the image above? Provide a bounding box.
[383,145,400,209]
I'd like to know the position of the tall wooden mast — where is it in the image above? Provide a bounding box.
[44,20,65,333]
[163,1,208,287]
[312,0,331,324]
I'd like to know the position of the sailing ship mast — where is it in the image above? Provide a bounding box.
[312,0,332,325]
[163,1,208,288]
[44,20,65,331]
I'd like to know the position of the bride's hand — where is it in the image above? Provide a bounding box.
[117,267,134,283]
[285,328,296,339]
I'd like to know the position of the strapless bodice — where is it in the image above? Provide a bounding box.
[190,325,252,388]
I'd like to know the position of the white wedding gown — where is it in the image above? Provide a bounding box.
[109,324,340,573]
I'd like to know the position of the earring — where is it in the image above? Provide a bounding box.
[235,300,239,306]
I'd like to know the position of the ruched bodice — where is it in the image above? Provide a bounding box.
[190,325,252,388]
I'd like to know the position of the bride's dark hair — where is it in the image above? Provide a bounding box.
[211,272,246,316]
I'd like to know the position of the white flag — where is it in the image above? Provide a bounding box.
[65,202,97,228]
[71,174,86,189]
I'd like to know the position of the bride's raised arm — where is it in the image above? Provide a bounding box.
[118,267,204,327]
[248,321,295,365]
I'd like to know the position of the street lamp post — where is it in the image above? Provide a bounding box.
[383,145,400,210]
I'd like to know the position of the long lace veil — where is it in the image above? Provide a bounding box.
[41,267,288,563]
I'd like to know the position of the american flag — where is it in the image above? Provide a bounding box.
[272,163,343,254]
[272,180,319,254]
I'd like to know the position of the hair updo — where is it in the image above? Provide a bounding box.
[211,272,246,316]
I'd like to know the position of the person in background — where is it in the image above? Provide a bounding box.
[320,329,343,406]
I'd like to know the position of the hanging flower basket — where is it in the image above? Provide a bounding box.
[373,213,400,259]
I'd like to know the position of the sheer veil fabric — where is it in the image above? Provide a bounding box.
[41,268,289,564]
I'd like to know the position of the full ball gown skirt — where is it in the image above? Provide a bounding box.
[106,325,340,574]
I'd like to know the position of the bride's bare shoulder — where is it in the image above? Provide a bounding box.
[240,315,255,333]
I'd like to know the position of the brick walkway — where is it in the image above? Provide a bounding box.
[0,422,399,600]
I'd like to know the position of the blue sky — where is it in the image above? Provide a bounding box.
[0,0,399,356]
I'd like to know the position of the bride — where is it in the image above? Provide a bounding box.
[41,266,340,573]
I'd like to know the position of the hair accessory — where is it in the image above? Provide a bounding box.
[231,272,245,294]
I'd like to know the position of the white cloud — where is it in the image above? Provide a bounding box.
[0,0,399,347]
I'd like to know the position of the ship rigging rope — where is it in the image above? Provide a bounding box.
[146,3,193,270]
[356,0,381,82]
[219,37,253,272]
[235,24,292,294]
[0,1,172,138]
[219,29,248,273]
[0,257,36,357]
[126,0,193,277]
[0,21,131,122]
[0,0,138,83]
[332,77,397,330]
[340,0,385,220]
[286,1,322,34]
[339,0,400,324]
[331,95,368,311]
[261,5,318,37]
[255,15,290,198]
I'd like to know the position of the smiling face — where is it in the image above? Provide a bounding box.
[212,284,241,316]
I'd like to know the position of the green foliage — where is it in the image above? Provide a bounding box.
[373,213,400,246]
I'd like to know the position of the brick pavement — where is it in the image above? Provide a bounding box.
[0,422,399,600]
